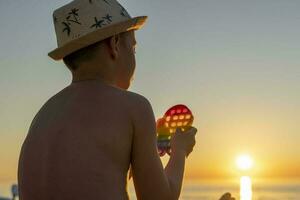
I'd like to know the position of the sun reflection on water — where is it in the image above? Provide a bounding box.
[240,176,252,200]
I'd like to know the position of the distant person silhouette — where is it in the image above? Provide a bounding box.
[11,184,18,200]
[220,192,236,200]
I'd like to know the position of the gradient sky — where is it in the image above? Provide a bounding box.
[0,0,300,183]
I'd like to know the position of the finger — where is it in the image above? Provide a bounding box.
[186,127,197,135]
[192,139,196,146]
[186,147,194,157]
[188,137,196,146]
[175,127,182,134]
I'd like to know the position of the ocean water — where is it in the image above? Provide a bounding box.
[1,178,299,200]
[127,178,300,200]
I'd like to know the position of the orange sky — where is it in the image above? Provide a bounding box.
[1,0,300,183]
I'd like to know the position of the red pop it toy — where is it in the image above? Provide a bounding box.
[157,104,194,156]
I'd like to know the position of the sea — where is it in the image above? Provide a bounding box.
[1,178,299,200]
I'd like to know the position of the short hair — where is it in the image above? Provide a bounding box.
[63,39,105,71]
[63,32,129,72]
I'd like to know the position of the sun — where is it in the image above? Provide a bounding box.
[236,154,253,171]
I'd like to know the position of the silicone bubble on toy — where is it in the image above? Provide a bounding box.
[156,104,194,156]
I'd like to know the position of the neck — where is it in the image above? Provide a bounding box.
[71,73,116,87]
[70,61,121,88]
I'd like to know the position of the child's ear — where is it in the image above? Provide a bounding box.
[108,34,121,60]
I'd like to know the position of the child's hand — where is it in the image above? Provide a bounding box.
[170,126,197,157]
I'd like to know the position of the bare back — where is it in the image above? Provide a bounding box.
[18,80,135,200]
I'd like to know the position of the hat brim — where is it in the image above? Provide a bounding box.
[48,16,147,61]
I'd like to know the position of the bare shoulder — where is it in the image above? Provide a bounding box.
[124,91,153,116]
[93,84,153,114]
[124,91,156,138]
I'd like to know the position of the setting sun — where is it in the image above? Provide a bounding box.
[236,154,254,171]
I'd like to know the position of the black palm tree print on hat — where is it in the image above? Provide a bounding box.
[61,8,81,36]
[102,14,113,24]
[67,8,81,24]
[102,0,110,5]
[90,17,106,28]
[62,22,71,36]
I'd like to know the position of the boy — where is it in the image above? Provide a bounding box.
[18,1,197,199]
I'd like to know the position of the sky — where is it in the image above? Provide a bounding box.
[0,0,300,183]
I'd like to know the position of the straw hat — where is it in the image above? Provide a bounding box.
[48,0,147,60]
